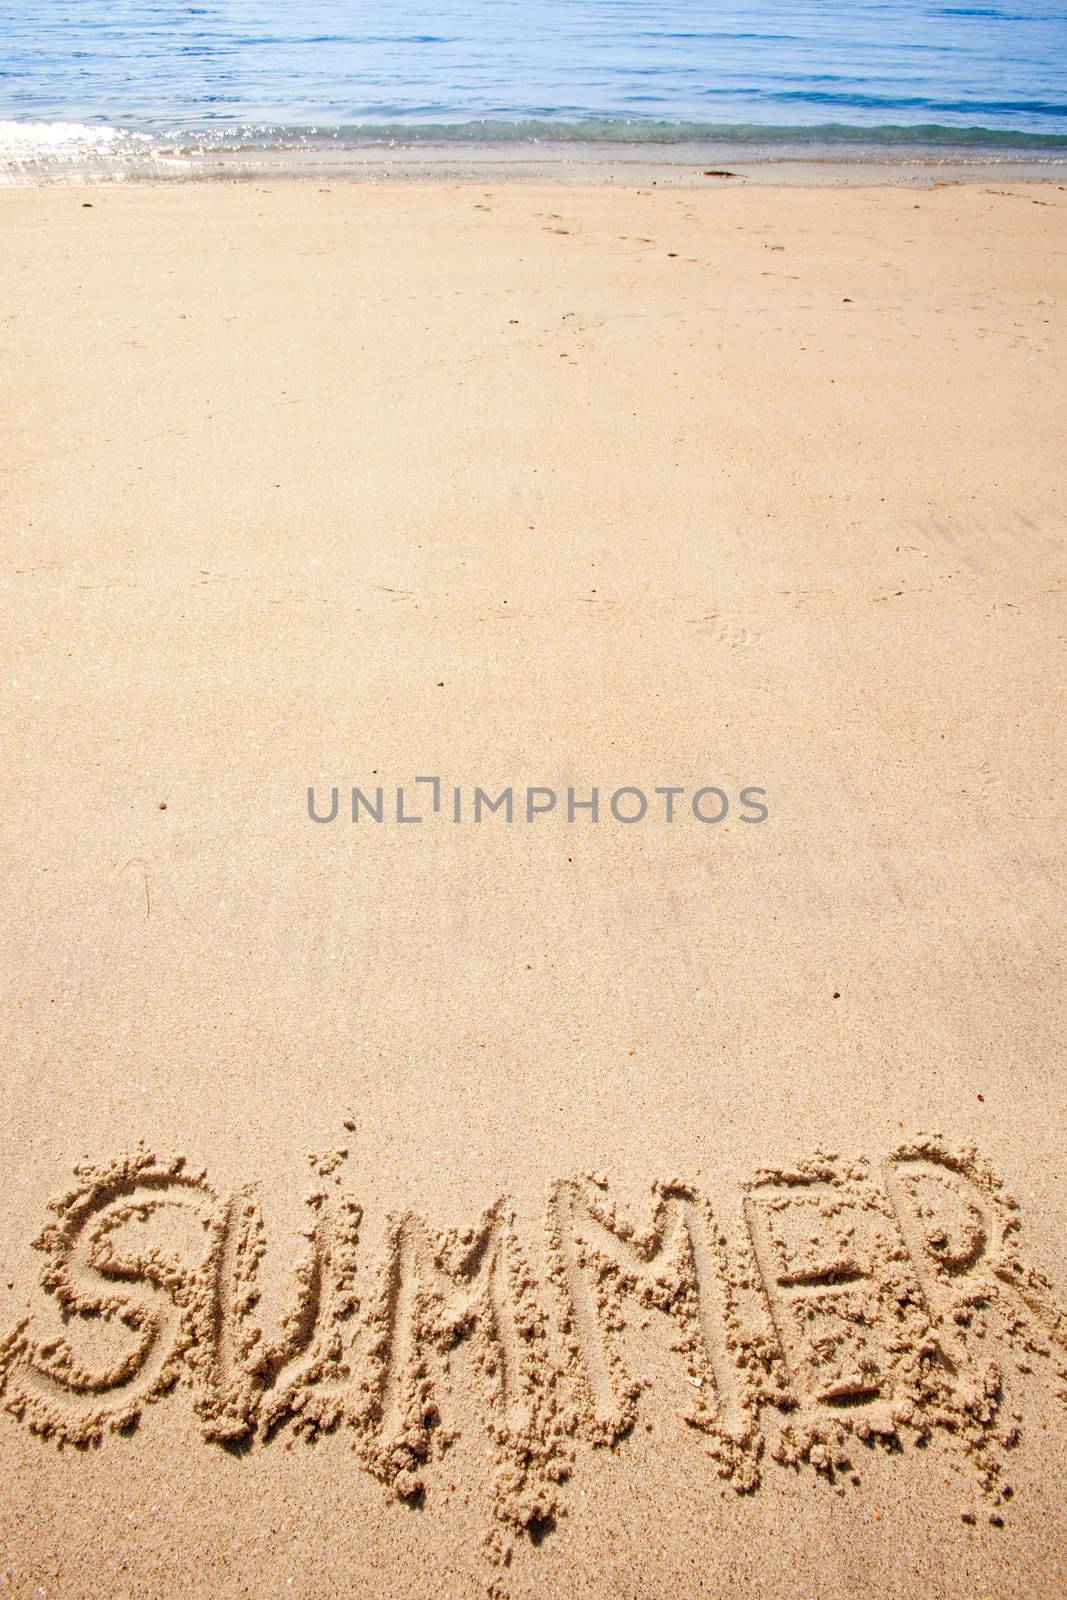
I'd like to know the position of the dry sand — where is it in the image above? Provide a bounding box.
[0,178,1065,1598]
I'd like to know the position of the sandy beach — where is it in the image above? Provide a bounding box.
[0,177,1065,1598]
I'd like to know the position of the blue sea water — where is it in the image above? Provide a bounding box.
[1,0,1066,158]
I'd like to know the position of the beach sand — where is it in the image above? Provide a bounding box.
[0,178,1064,1598]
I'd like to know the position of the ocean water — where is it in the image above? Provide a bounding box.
[2,0,1067,173]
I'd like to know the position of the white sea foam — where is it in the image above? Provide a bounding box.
[0,120,149,155]
[0,121,163,184]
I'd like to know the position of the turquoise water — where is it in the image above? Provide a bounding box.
[2,0,1066,153]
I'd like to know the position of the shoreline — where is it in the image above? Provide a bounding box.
[4,144,1067,188]
[4,123,1067,187]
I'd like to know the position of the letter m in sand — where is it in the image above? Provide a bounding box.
[355,1198,562,1527]
[546,1177,759,1487]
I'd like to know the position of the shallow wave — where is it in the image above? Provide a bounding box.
[16,116,1067,153]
